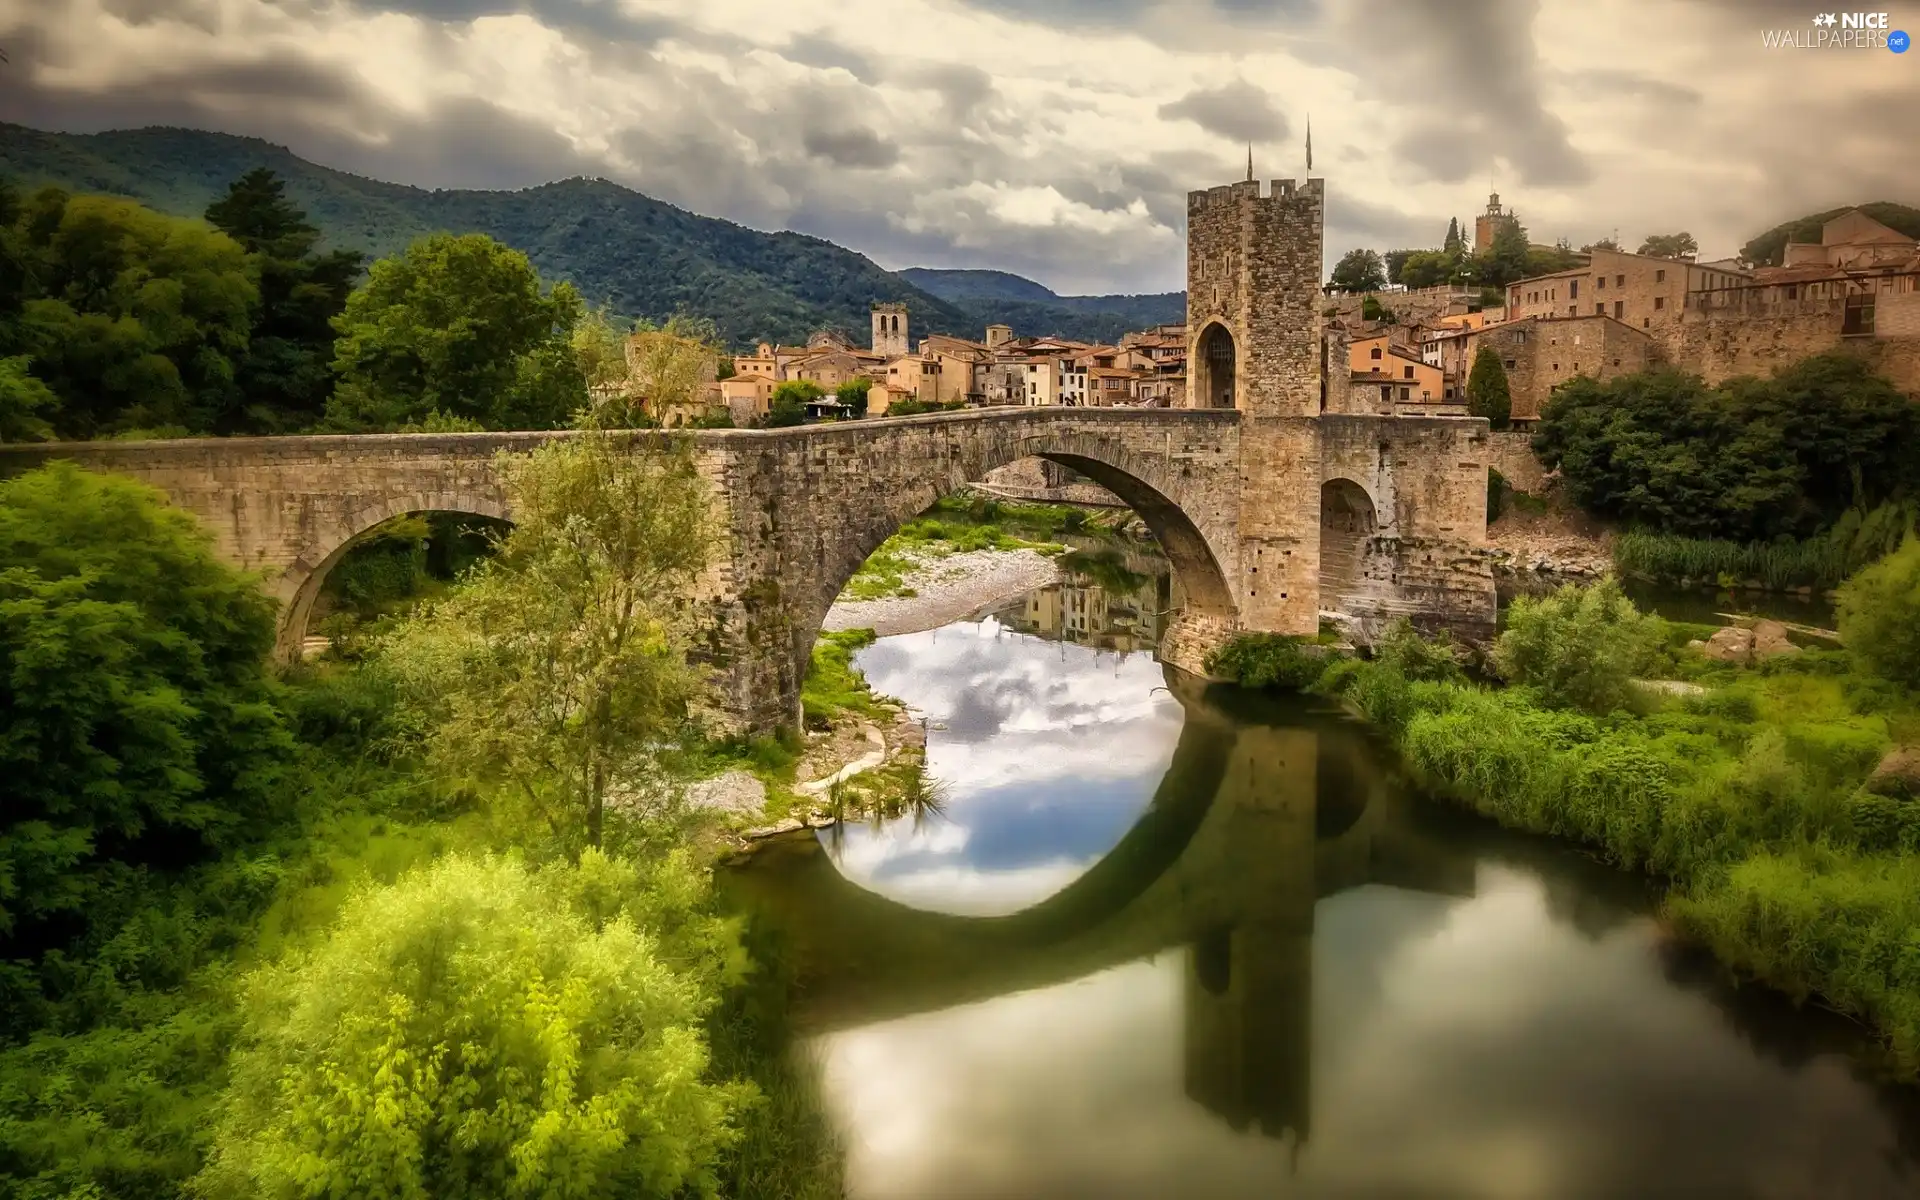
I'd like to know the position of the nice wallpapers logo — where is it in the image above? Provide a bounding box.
[1762,11,1910,49]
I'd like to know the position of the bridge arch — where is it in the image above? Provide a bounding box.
[792,430,1241,720]
[274,489,512,660]
[1317,477,1377,613]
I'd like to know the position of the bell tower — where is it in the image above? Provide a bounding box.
[871,302,909,358]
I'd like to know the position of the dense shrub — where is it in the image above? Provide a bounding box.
[1206,634,1329,691]
[0,465,290,973]
[197,851,751,1199]
[1536,354,1919,541]
[1492,578,1665,714]
[1837,538,1920,690]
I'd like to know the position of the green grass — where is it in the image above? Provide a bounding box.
[1614,501,1917,592]
[800,629,888,729]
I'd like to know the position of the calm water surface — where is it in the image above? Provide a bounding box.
[730,567,1919,1199]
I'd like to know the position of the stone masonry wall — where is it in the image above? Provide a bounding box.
[1484,430,1548,494]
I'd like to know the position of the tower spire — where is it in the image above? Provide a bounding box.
[1247,144,1253,183]
[1305,115,1312,173]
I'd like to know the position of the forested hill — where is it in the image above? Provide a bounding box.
[0,123,991,348]
[1739,202,1920,267]
[900,267,1187,342]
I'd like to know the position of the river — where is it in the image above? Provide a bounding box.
[728,555,1920,1198]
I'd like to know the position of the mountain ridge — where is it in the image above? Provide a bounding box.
[0,123,1181,348]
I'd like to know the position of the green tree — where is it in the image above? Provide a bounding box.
[0,463,288,955]
[1837,538,1920,691]
[585,315,723,431]
[1466,345,1512,429]
[326,233,585,432]
[1397,249,1459,290]
[9,188,257,437]
[1383,249,1415,286]
[1443,217,1464,254]
[1474,216,1532,288]
[197,851,751,1200]
[1534,354,1918,541]
[203,168,364,433]
[1637,231,1699,259]
[836,376,872,418]
[1328,248,1386,294]
[0,354,55,441]
[1492,578,1665,714]
[1581,236,1620,252]
[381,435,714,852]
[762,380,821,429]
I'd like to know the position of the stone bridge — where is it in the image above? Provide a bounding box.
[0,406,1496,733]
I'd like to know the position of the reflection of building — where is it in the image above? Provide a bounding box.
[998,548,1177,655]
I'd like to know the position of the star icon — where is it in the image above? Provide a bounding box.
[1813,12,1837,25]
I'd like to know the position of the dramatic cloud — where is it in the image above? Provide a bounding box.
[0,0,1912,293]
[1157,80,1290,146]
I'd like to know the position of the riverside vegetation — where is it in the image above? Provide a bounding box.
[1209,560,1920,1075]
[0,439,849,1198]
[1531,351,1920,592]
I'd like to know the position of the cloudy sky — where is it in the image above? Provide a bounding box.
[1,0,1915,292]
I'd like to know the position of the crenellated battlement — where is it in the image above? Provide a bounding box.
[1189,177,1325,208]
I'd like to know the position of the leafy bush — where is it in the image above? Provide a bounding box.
[1837,538,1920,690]
[197,851,751,1199]
[1373,618,1465,684]
[1206,634,1328,692]
[802,629,884,728]
[1492,578,1665,714]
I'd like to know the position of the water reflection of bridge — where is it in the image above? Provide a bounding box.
[726,670,1481,1148]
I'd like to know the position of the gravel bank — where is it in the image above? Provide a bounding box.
[823,548,1062,637]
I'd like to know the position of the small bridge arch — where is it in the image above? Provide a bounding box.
[277,489,513,659]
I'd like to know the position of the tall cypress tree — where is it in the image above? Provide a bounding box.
[1467,345,1512,430]
[205,169,363,433]
[1443,216,1463,254]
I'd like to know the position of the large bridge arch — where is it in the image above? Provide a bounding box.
[795,428,1242,693]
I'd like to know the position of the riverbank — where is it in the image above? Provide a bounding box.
[1209,596,1920,1077]
[824,546,1062,637]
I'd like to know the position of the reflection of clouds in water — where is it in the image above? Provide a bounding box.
[825,617,1183,917]
[819,872,1920,1200]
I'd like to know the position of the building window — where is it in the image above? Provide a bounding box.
[1643,318,1650,328]
[1379,385,1392,403]
[1505,359,1517,369]
[1570,279,1579,299]
[1615,274,1625,286]
[1403,365,1414,379]
[1398,386,1410,400]
[1656,268,1666,283]
[1614,300,1624,319]
[1595,304,1604,315]
[1552,363,1560,371]
[1597,276,1606,290]
[1370,346,1382,360]
[1783,285,1797,300]
[1654,296,1665,310]
[1568,306,1576,316]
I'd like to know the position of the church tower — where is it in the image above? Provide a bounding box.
[871,303,909,358]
